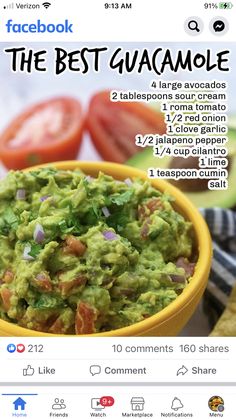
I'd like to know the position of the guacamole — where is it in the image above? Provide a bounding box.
[0,168,195,334]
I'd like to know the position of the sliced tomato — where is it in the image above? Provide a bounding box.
[0,97,84,169]
[86,90,166,162]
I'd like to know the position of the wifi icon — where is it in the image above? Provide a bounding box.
[42,2,51,8]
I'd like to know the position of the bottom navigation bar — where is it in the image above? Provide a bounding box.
[0,386,233,418]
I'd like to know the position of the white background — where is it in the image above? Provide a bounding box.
[0,0,235,42]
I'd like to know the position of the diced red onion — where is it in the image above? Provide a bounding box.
[169,274,186,283]
[176,257,195,278]
[22,245,34,261]
[85,175,93,183]
[16,189,26,200]
[103,231,117,241]
[33,223,45,243]
[124,178,133,186]
[36,273,45,281]
[102,206,111,218]
[120,288,135,297]
[40,195,50,202]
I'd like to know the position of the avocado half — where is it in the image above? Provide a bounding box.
[126,129,236,208]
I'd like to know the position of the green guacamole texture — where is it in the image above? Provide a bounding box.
[0,168,195,334]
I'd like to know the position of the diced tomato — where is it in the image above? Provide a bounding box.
[59,276,87,296]
[146,198,164,213]
[138,205,147,220]
[48,318,65,334]
[75,301,97,335]
[64,236,87,257]
[19,310,60,333]
[138,198,163,221]
[0,288,13,311]
[0,97,84,169]
[2,270,14,284]
[33,273,53,292]
[140,218,151,239]
[86,90,166,162]
[48,315,75,335]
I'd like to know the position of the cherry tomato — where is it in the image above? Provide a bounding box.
[86,90,166,162]
[0,97,84,169]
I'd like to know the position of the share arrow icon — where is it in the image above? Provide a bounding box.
[176,365,188,376]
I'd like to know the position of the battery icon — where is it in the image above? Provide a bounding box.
[219,2,233,8]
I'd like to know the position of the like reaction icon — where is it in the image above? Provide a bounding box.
[7,343,16,353]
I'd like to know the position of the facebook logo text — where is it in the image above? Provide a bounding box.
[5,19,73,33]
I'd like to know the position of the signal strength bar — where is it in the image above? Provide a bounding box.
[3,2,14,9]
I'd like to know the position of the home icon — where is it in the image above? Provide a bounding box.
[131,397,145,411]
[13,397,27,411]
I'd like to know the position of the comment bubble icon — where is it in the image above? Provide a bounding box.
[90,365,102,376]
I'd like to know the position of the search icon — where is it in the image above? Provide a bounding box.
[188,20,200,32]
[184,17,204,36]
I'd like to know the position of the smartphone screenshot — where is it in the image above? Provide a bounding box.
[0,0,235,417]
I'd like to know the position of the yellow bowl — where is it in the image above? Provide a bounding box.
[0,161,212,337]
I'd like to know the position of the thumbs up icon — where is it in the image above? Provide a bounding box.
[23,365,35,376]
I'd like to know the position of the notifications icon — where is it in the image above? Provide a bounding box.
[171,397,184,411]
[90,365,101,376]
